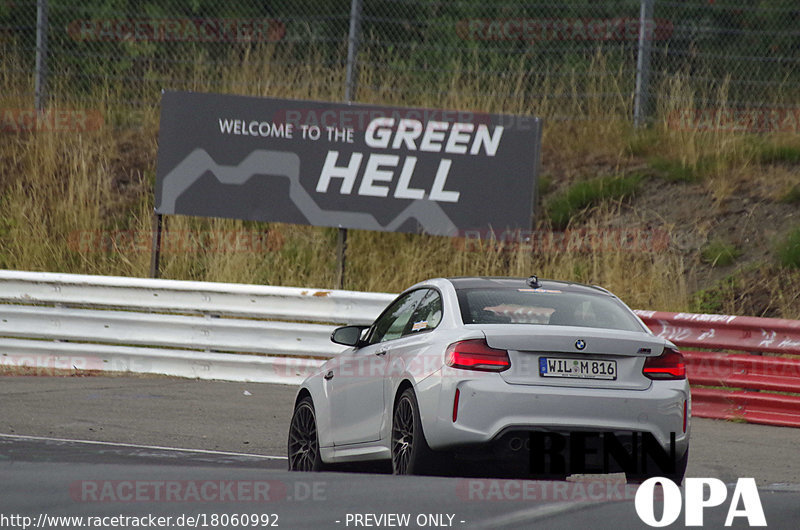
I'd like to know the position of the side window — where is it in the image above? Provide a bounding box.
[403,290,443,336]
[368,289,428,344]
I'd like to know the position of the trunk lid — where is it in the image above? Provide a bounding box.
[476,324,665,390]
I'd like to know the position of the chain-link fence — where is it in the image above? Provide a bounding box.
[3,0,800,129]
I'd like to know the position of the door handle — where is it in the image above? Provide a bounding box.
[324,370,334,380]
[375,349,387,356]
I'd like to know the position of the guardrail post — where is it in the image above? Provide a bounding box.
[633,0,654,127]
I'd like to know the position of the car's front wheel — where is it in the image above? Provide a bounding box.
[391,388,435,475]
[288,396,324,472]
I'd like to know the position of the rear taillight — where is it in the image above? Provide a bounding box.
[446,339,510,372]
[643,347,686,380]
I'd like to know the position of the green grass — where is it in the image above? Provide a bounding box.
[754,144,800,165]
[538,174,553,197]
[701,239,741,267]
[626,129,660,157]
[781,184,800,204]
[648,157,703,182]
[546,175,643,230]
[648,156,722,183]
[690,276,738,314]
[777,227,800,269]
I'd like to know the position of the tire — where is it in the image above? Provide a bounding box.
[629,447,689,486]
[665,447,689,487]
[391,388,435,475]
[287,396,324,472]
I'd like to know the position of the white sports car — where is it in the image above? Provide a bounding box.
[288,276,690,483]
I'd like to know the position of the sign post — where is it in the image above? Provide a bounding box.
[149,212,164,278]
[153,92,542,285]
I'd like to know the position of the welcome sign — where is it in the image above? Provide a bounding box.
[155,91,541,236]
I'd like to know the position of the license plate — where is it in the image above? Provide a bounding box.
[539,357,617,380]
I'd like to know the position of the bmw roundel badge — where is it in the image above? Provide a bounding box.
[575,339,586,350]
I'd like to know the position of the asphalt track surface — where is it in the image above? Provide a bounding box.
[1,375,800,529]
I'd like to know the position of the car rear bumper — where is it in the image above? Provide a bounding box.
[423,373,690,455]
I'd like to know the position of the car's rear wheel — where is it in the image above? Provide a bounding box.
[629,447,689,486]
[288,396,324,472]
[392,387,434,475]
[664,447,689,486]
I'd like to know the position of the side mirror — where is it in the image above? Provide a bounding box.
[331,325,368,347]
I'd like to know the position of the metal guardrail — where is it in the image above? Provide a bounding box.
[1,270,798,428]
[0,270,394,384]
[0,270,393,323]
[635,311,800,428]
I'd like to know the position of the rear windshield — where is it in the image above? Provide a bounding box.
[456,288,645,332]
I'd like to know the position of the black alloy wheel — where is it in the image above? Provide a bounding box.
[391,387,434,475]
[288,396,324,471]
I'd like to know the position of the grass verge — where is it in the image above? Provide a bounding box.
[546,175,643,230]
[778,227,800,269]
[1,47,799,318]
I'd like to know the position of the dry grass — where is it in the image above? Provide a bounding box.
[691,264,800,320]
[639,74,800,203]
[1,46,798,316]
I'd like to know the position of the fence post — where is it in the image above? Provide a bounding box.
[34,0,49,111]
[337,0,363,289]
[344,0,363,103]
[633,0,654,127]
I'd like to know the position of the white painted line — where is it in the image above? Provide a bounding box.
[0,433,287,460]
[765,483,800,492]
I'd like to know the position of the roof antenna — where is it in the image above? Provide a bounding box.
[526,275,540,288]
